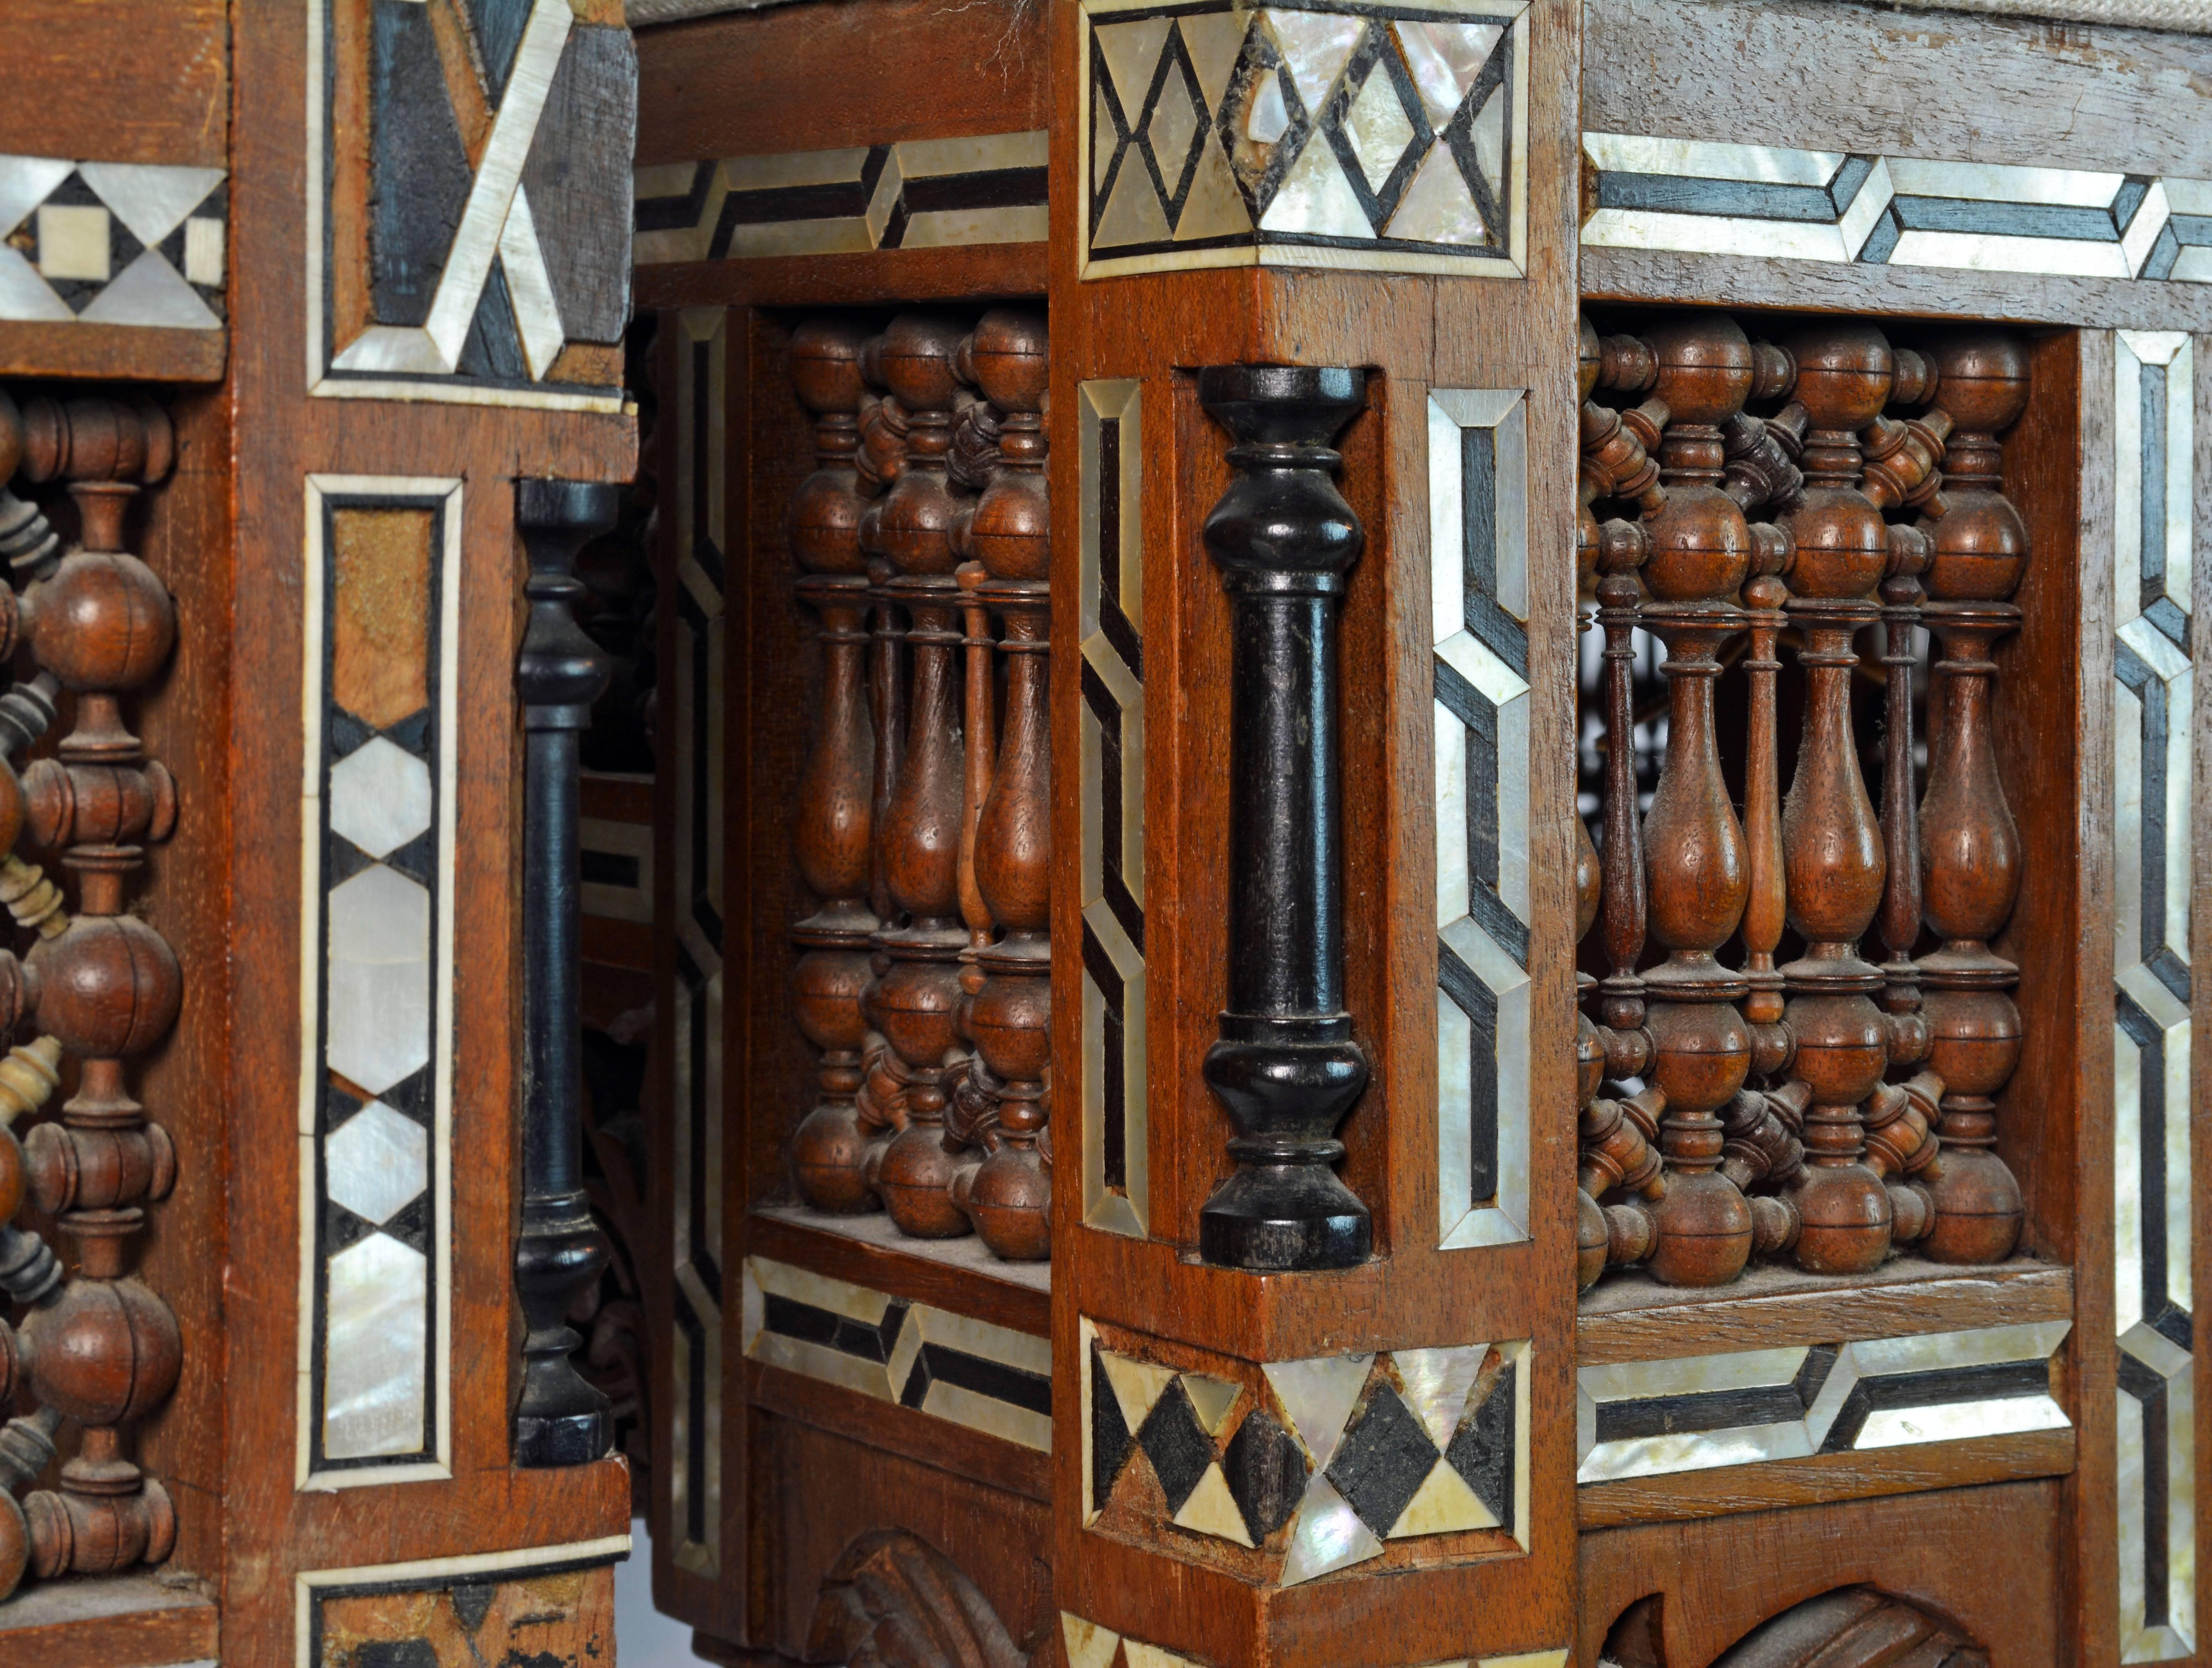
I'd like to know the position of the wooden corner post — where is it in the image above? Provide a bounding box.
[1048,0,1583,1660]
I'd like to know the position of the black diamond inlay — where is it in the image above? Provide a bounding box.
[450,1582,495,1635]
[1326,1385,1438,1535]
[1136,1378,1215,1515]
[1091,1345,1134,1507]
[1445,1359,1516,1535]
[327,707,374,759]
[1222,1407,1308,1543]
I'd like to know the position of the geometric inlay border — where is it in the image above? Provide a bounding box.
[1430,389,1530,1251]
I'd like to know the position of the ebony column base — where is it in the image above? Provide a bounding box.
[513,1193,614,1467]
[1198,1144,1371,1271]
[1199,1015,1372,1272]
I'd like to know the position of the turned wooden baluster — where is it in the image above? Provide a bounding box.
[948,311,1053,1261]
[1700,338,1809,1258]
[1770,327,1903,1274]
[1574,315,1659,1286]
[1858,351,1951,1244]
[1914,332,2031,1264]
[7,398,182,1579]
[786,321,885,1213]
[1618,317,1782,1288]
[850,346,911,1185]
[863,315,977,1238]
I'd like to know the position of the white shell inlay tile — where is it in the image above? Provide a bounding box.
[77,251,221,331]
[74,161,225,245]
[323,1231,428,1460]
[329,736,434,860]
[36,204,111,284]
[325,1100,429,1226]
[1577,1322,2073,1487]
[326,863,431,1098]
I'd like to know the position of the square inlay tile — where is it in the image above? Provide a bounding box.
[0,156,225,326]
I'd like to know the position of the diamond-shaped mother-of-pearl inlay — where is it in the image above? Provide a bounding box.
[324,1231,429,1460]
[326,862,431,1098]
[326,1099,430,1226]
[329,734,434,860]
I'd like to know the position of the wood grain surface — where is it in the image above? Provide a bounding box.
[0,325,226,386]
[635,0,1048,166]
[746,1359,1050,1503]
[1585,0,2212,178]
[1578,1259,2074,1363]
[1576,1428,2077,1530]
[0,0,226,167]
[0,1573,218,1668]
[1579,1479,2062,1667]
[1584,247,2212,337]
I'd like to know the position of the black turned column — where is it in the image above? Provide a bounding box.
[512,478,617,1465]
[1196,365,1373,1272]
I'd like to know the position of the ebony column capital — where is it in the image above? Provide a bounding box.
[1196,364,1372,1273]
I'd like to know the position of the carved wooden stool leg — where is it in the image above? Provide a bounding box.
[958,317,1054,1261]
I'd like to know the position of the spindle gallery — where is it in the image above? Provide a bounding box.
[1575,313,2030,1290]
[785,309,1055,1262]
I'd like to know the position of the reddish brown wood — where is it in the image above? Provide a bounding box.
[634,0,1046,168]
[956,309,1052,1262]
[0,396,186,1589]
[788,320,883,1215]
[1915,332,2033,1265]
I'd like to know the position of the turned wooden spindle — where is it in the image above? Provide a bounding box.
[1914,332,2031,1265]
[1705,341,1808,1263]
[949,310,1053,1262]
[1772,325,1899,1274]
[1623,316,1776,1287]
[1574,811,1612,1291]
[850,350,910,1179]
[785,322,885,1214]
[1854,362,1951,1247]
[862,315,978,1239]
[1573,321,1658,1284]
[6,398,183,1578]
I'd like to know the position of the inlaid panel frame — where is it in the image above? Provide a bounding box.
[1076,0,1532,280]
[293,1534,632,1668]
[302,0,632,412]
[295,473,464,1492]
[1081,375,1151,1241]
[1428,386,1532,1254]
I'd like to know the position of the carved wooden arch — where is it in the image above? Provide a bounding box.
[1602,1586,1989,1668]
[803,1528,1028,1668]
